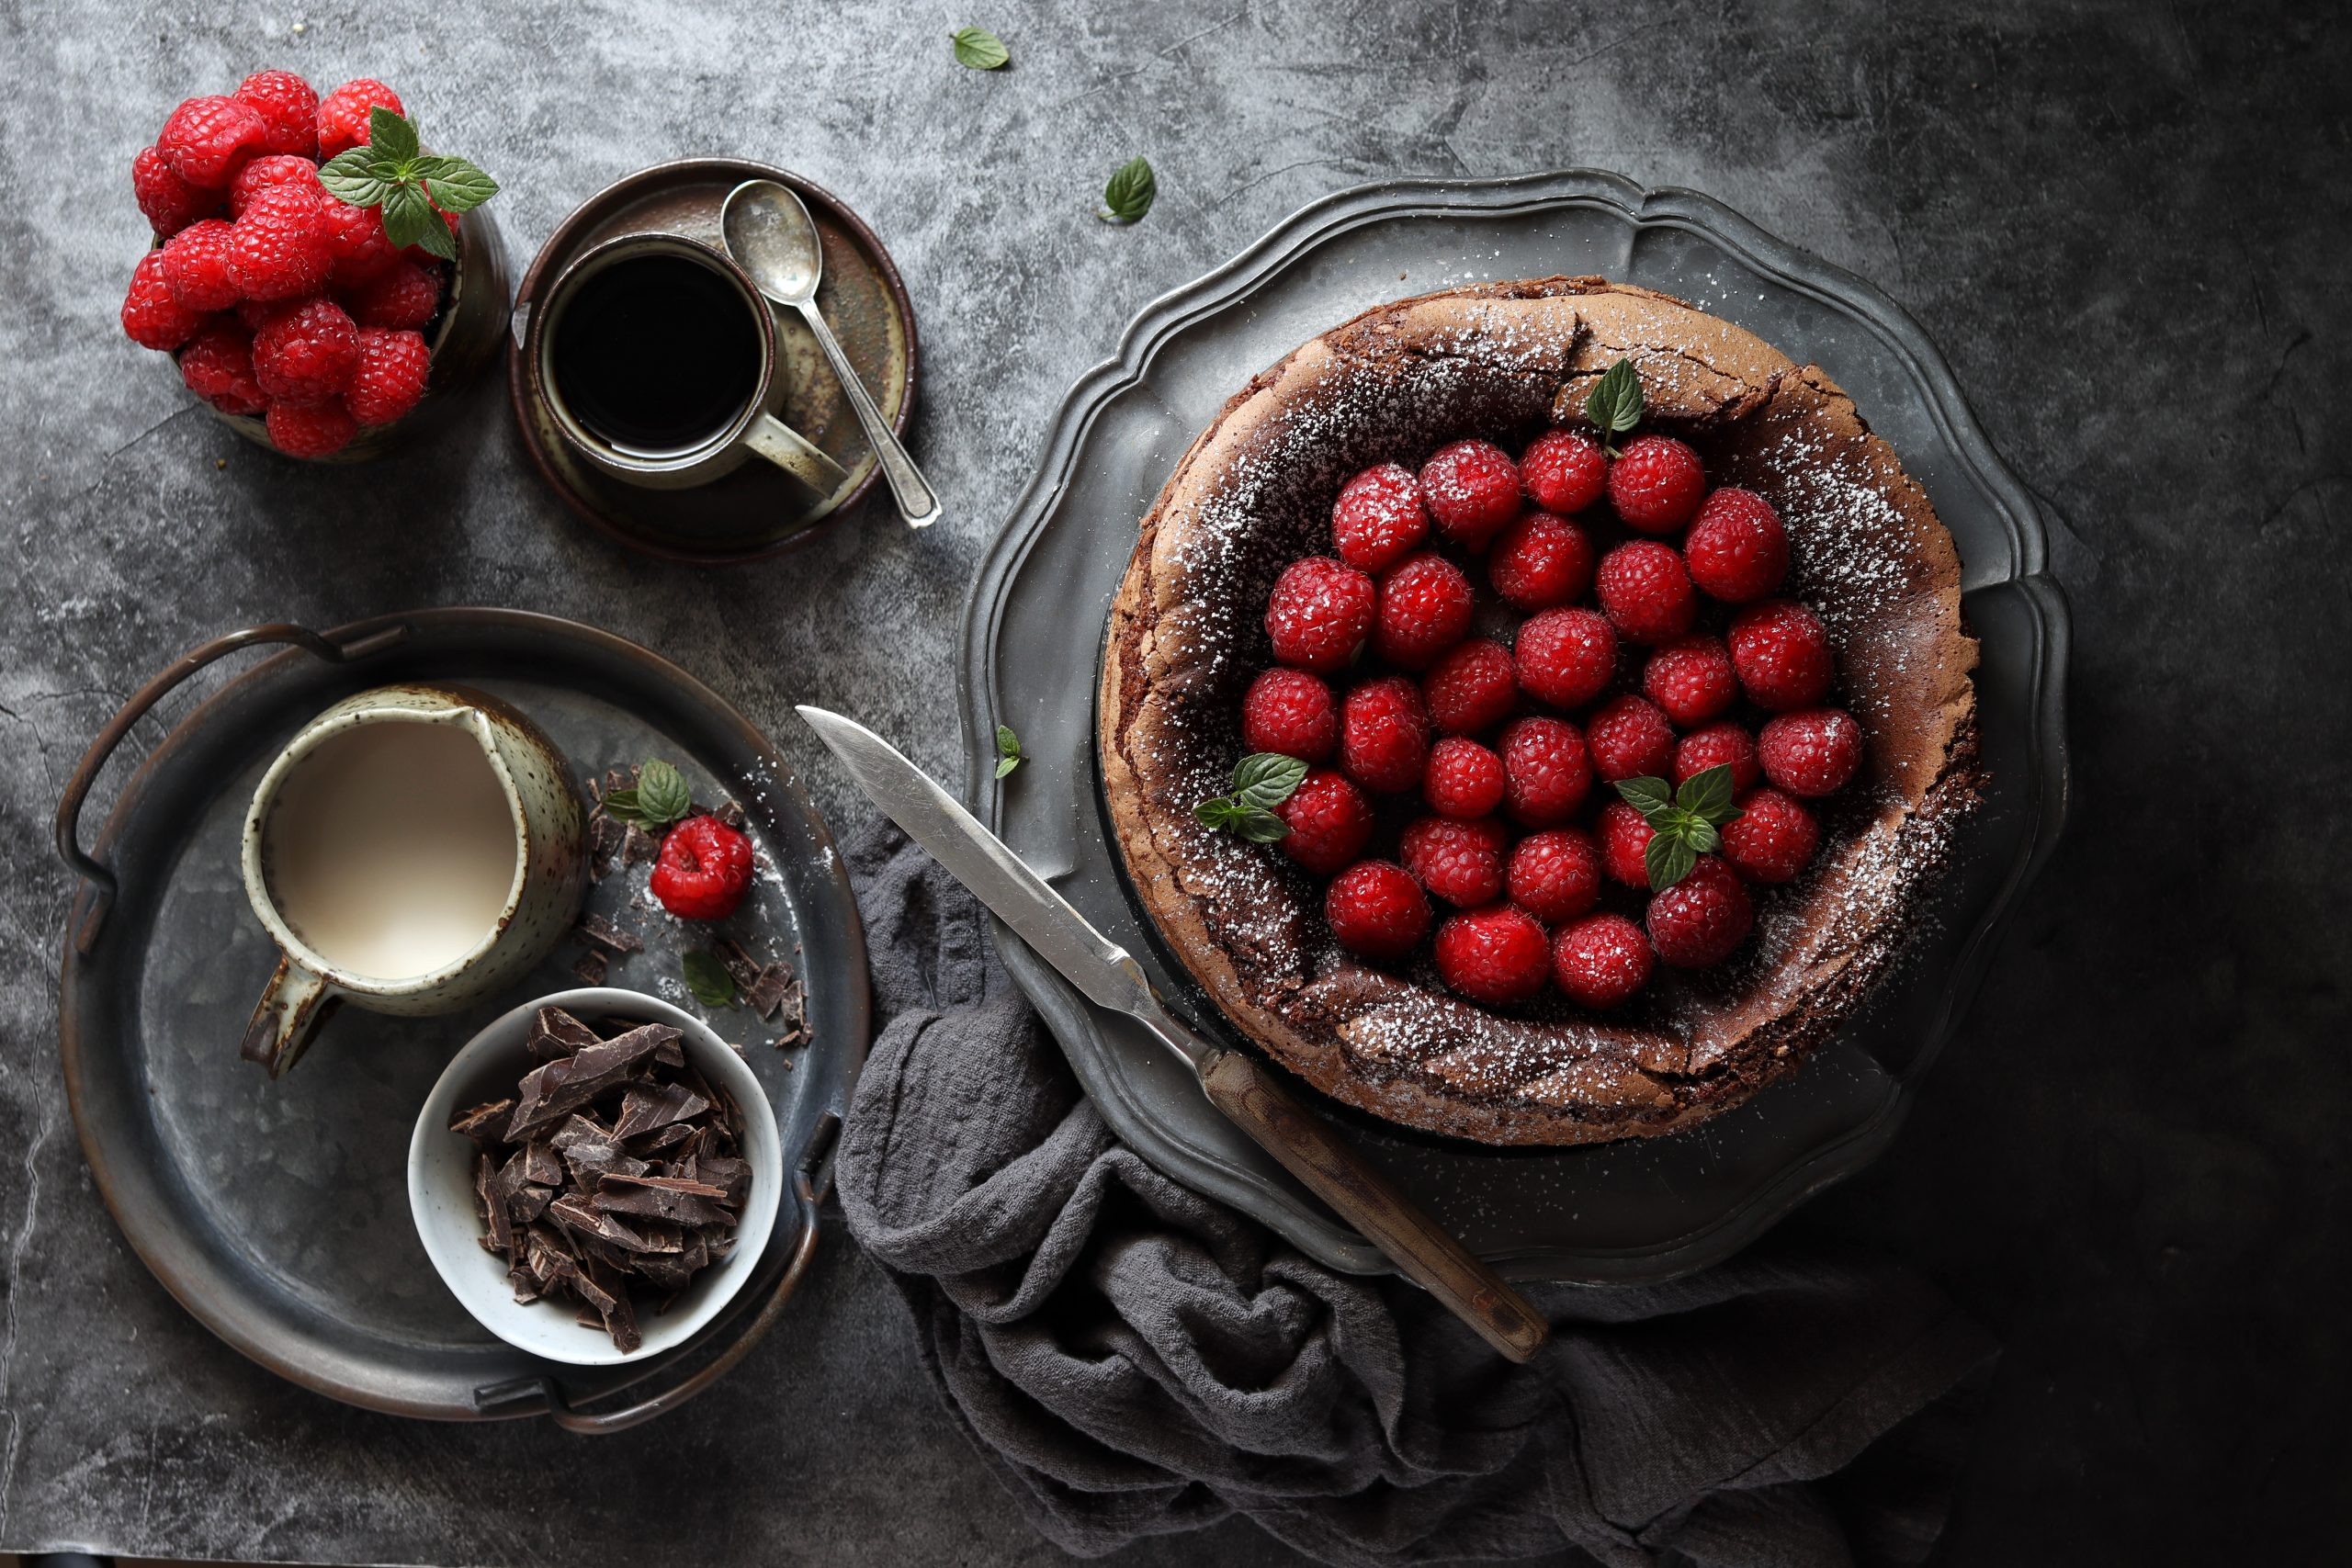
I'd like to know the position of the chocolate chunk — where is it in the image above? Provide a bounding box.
[584,1258,640,1354]
[522,1141,563,1188]
[603,767,635,799]
[695,1153,752,1211]
[594,1172,732,1227]
[504,1023,680,1139]
[512,1184,556,1223]
[622,823,658,866]
[530,1008,603,1059]
[712,938,763,991]
[628,1122,695,1156]
[576,914,643,956]
[712,800,746,831]
[450,1099,516,1149]
[744,966,792,1021]
[613,1080,709,1140]
[477,1154,515,1255]
[571,950,608,985]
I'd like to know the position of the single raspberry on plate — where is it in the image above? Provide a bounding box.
[1374,551,1474,670]
[1757,708,1863,797]
[322,198,401,284]
[1605,433,1706,533]
[1265,556,1376,674]
[1596,540,1698,645]
[120,251,205,350]
[1597,798,1655,887]
[265,399,358,457]
[650,814,755,919]
[1643,634,1738,727]
[1507,828,1600,925]
[1585,694,1676,784]
[1498,716,1590,826]
[1419,438,1521,548]
[1520,428,1607,514]
[1329,462,1429,572]
[1727,598,1835,711]
[1325,860,1430,961]
[1338,674,1430,795]
[1672,721,1760,792]
[1487,509,1594,610]
[1422,736,1506,818]
[233,69,322,158]
[229,182,334,301]
[1684,487,1790,603]
[1647,856,1753,968]
[253,298,360,406]
[1553,912,1654,1008]
[1514,605,1616,711]
[176,319,266,414]
[1720,787,1819,884]
[229,152,322,216]
[1421,638,1517,737]
[348,258,444,330]
[345,326,430,424]
[1401,815,1508,907]
[1434,904,1551,1005]
[159,219,241,311]
[158,96,269,188]
[317,78,406,159]
[1241,667,1339,761]
[1274,768,1374,875]
[133,144,220,237]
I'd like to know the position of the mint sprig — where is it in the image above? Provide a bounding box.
[1615,764,1744,891]
[602,758,693,832]
[318,107,498,263]
[682,950,738,1009]
[951,26,1011,68]
[1099,155,1157,223]
[1583,356,1644,457]
[1194,752,1306,843]
[994,723,1024,779]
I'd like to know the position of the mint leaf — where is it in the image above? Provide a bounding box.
[1614,775,1673,816]
[1229,752,1307,812]
[604,758,694,832]
[415,155,499,213]
[317,149,394,207]
[951,26,1011,68]
[1584,357,1644,456]
[994,723,1023,779]
[1622,768,1740,891]
[1675,762,1742,827]
[1099,155,1157,223]
[1230,810,1290,844]
[379,180,447,254]
[368,105,420,165]
[1645,831,1698,893]
[682,950,738,1009]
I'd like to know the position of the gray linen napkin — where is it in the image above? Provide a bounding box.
[836,826,1995,1567]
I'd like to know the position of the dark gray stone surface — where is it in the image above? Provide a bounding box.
[0,1,2343,1563]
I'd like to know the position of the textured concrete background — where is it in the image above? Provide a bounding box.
[2,0,2346,1562]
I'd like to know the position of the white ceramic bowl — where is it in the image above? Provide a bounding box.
[408,986,781,1366]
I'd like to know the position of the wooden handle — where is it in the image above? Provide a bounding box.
[1199,1045,1549,1362]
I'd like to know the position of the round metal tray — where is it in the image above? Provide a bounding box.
[54,610,869,1427]
[958,169,2070,1283]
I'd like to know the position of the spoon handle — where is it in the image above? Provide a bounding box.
[795,299,940,527]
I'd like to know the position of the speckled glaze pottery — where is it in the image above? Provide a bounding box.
[237,683,586,1076]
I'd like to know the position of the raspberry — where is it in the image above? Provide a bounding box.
[1672,722,1760,792]
[348,258,443,330]
[1520,428,1607,514]
[1325,861,1430,961]
[253,298,360,406]
[1241,668,1339,761]
[1273,769,1374,876]
[1684,487,1790,603]
[322,198,401,284]
[345,326,430,425]
[1265,556,1375,674]
[1401,816,1508,907]
[1757,708,1864,798]
[1498,716,1590,827]
[317,79,405,160]
[229,183,334,301]
[132,145,220,237]
[1727,598,1835,711]
[1585,695,1676,784]
[1422,736,1506,818]
[1487,509,1594,610]
[1506,829,1601,925]
[1595,539,1697,645]
[1434,905,1551,1005]
[158,219,241,311]
[235,297,296,331]
[1421,638,1518,737]
[650,815,755,919]
[120,251,205,350]
[158,96,269,188]
[233,69,322,158]
[1643,635,1738,727]
[1646,856,1752,968]
[1338,675,1430,795]
[1373,551,1473,670]
[176,320,266,414]
[1720,787,1820,884]
[1419,439,1521,548]
[1329,462,1429,572]
[1553,913,1654,1008]
[1605,434,1706,533]
[1513,606,1616,710]
[1597,799,1655,887]
[229,153,322,217]
[265,399,357,457]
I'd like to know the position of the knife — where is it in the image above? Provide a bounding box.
[797,705,1549,1363]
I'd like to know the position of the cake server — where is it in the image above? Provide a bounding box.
[797,705,1550,1362]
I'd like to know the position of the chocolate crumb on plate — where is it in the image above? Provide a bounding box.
[576,913,643,957]
[571,950,608,986]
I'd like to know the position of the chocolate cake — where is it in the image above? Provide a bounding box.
[1099,277,1980,1146]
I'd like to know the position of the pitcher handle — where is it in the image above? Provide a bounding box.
[238,953,344,1078]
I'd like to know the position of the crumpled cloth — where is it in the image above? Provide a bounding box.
[836,827,1995,1566]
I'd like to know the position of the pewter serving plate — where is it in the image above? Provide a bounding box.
[959,170,2069,1283]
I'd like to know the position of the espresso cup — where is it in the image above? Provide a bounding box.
[238,685,587,1077]
[526,233,846,493]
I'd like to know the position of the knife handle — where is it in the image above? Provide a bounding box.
[1198,1044,1550,1363]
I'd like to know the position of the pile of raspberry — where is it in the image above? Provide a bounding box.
[120,72,455,457]
[1240,425,1866,1010]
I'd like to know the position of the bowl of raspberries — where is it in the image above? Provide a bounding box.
[121,71,510,461]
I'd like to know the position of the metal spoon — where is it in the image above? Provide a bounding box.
[722,180,941,528]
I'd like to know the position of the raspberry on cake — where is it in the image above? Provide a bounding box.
[1265,556,1375,674]
[1433,905,1550,1005]
[1330,461,1430,571]
[1728,598,1836,711]
[1273,769,1374,875]
[1553,912,1655,1008]
[1241,667,1339,761]
[1520,428,1607,514]
[1373,551,1474,669]
[1506,829,1601,925]
[1685,487,1790,603]
[1758,708,1864,797]
[1672,722,1761,792]
[1325,861,1430,961]
[1646,856,1753,968]
[1487,509,1594,610]
[1400,815,1508,907]
[1605,434,1706,533]
[1419,438,1521,547]
[1720,787,1820,884]
[1337,675,1430,795]
[1421,638,1518,736]
[1596,539,1698,645]
[1597,797,1655,887]
[1585,695,1677,784]
[1422,736,1507,819]
[1643,635,1737,727]
[1498,716,1590,827]
[1514,606,1615,710]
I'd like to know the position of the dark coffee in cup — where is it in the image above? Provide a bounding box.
[549,254,763,457]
